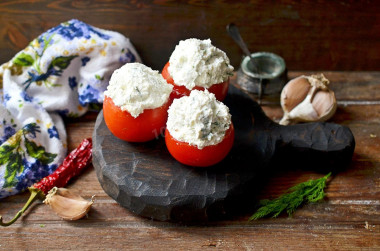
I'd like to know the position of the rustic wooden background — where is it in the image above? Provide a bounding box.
[0,0,379,71]
[0,1,379,250]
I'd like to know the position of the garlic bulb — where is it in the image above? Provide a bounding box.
[44,187,94,221]
[279,74,337,125]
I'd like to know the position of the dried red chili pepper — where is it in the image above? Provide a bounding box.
[0,138,92,227]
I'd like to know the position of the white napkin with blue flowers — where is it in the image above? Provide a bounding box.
[0,19,141,198]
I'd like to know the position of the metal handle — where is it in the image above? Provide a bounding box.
[226,23,259,74]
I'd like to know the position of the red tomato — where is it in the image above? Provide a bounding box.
[103,96,169,142]
[165,124,235,167]
[161,62,229,101]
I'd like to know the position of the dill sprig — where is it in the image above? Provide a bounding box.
[249,172,332,220]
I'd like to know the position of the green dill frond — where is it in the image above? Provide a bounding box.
[249,172,332,221]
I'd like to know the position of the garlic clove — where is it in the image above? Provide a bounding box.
[286,94,319,122]
[312,90,337,119]
[281,76,311,113]
[43,187,94,221]
[279,74,337,125]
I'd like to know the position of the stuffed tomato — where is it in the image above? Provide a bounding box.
[103,63,173,142]
[165,90,234,167]
[162,38,234,101]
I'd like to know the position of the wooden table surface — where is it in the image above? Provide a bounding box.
[1,71,379,250]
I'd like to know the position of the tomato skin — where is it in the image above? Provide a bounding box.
[103,96,169,142]
[165,124,235,167]
[162,62,229,101]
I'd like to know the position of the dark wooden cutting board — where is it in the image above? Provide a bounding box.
[92,85,355,222]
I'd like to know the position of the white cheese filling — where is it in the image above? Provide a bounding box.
[104,63,173,118]
[168,38,234,90]
[167,90,232,149]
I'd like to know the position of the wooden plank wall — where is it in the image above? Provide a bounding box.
[0,0,379,72]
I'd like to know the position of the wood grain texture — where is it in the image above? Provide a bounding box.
[0,1,379,71]
[0,72,379,250]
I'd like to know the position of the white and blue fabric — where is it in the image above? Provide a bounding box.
[0,19,141,198]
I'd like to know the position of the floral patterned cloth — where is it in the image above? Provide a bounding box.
[0,19,141,199]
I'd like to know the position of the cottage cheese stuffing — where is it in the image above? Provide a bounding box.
[167,90,232,149]
[104,63,173,118]
[168,38,234,90]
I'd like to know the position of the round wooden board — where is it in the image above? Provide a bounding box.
[92,85,355,222]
